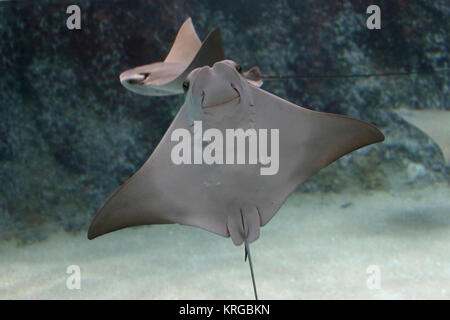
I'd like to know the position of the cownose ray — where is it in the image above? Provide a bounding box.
[120,16,420,94]
[119,17,265,96]
[119,17,225,96]
[395,108,450,165]
[88,60,384,299]
[118,16,449,96]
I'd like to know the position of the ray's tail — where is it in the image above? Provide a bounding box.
[243,66,450,83]
[245,240,258,300]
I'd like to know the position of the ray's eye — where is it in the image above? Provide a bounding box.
[235,64,242,73]
[182,80,190,93]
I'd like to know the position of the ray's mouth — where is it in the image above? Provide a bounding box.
[122,72,151,85]
[201,83,241,108]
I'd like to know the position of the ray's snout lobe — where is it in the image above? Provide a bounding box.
[201,74,240,109]
[120,70,147,85]
[191,62,242,108]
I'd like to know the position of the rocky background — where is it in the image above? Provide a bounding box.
[0,0,448,244]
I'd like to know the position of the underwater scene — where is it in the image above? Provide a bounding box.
[0,0,449,300]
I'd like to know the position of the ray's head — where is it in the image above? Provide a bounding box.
[182,60,255,128]
[119,62,185,96]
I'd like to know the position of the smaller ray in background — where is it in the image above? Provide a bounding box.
[119,17,225,96]
[395,109,450,165]
[119,18,450,97]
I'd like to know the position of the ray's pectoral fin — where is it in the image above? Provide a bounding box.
[164,17,201,64]
[227,206,261,246]
[87,169,175,240]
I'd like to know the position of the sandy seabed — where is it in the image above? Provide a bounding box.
[1,184,449,299]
